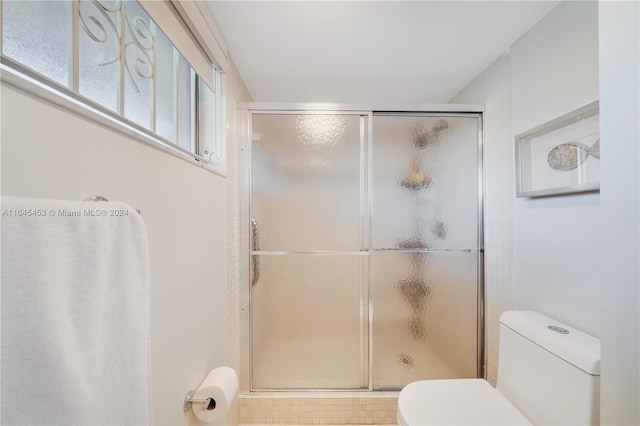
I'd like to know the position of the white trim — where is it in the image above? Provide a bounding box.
[170,0,229,72]
[0,63,226,177]
[240,102,485,113]
[214,69,227,174]
[139,0,215,89]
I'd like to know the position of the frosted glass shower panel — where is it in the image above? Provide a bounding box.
[371,251,478,389]
[251,114,363,251]
[371,115,479,250]
[248,110,482,392]
[371,114,480,389]
[251,255,364,389]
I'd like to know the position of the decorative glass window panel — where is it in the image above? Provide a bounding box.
[2,1,73,87]
[78,0,121,112]
[122,1,154,129]
[176,53,194,152]
[1,0,224,172]
[198,79,220,163]
[154,28,176,143]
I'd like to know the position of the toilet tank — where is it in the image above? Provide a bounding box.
[496,311,600,425]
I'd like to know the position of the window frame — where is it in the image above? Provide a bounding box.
[0,0,226,177]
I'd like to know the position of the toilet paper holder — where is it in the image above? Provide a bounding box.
[183,391,216,413]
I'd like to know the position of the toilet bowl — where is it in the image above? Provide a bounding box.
[397,311,601,425]
[398,379,530,425]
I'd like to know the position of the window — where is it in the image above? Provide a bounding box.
[1,0,224,173]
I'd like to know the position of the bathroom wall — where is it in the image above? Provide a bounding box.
[450,52,513,386]
[225,57,253,375]
[0,81,224,424]
[510,0,600,336]
[598,1,640,424]
[450,0,600,383]
[1,61,249,426]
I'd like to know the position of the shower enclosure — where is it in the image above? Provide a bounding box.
[247,106,483,391]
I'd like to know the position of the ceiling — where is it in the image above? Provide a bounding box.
[206,1,559,104]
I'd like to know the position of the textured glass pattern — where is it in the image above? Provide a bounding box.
[370,114,479,389]
[154,28,176,142]
[177,54,194,152]
[198,79,219,162]
[2,1,72,87]
[3,0,218,159]
[251,114,362,251]
[372,251,478,389]
[122,1,153,129]
[78,0,120,112]
[251,255,363,389]
[372,116,478,251]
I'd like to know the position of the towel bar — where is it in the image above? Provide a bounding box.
[85,195,141,214]
[85,196,109,203]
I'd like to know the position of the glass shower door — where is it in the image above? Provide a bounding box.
[371,114,481,389]
[250,113,368,389]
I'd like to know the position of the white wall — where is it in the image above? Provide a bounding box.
[511,0,601,336]
[450,51,513,386]
[450,0,600,384]
[598,1,640,424]
[453,1,640,422]
[0,82,227,425]
[225,58,253,377]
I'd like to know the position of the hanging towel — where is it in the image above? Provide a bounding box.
[1,196,152,425]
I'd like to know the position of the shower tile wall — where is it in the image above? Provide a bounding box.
[226,58,253,372]
[239,395,398,425]
[449,51,514,385]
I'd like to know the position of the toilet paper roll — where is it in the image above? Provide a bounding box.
[192,367,239,423]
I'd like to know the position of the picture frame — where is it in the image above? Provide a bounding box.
[515,101,600,198]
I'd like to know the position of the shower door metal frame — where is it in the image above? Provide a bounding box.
[247,109,372,392]
[240,103,485,393]
[369,111,486,388]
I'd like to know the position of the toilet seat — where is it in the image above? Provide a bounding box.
[397,379,531,425]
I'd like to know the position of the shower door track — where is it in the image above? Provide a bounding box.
[241,104,485,393]
[252,251,368,255]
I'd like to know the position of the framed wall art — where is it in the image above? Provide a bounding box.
[515,101,600,197]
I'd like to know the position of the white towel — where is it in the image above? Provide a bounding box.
[1,196,152,425]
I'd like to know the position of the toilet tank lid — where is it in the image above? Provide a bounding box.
[500,311,601,375]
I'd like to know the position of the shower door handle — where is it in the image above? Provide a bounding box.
[251,218,260,287]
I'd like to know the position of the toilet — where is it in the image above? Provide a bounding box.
[397,311,601,425]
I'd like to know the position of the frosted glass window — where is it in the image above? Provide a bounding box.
[155,28,176,143]
[1,0,223,169]
[2,1,72,87]
[122,1,153,129]
[198,79,220,163]
[78,0,120,112]
[177,54,194,152]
